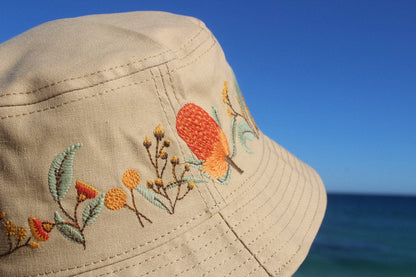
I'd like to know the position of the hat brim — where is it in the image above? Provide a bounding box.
[72,136,326,276]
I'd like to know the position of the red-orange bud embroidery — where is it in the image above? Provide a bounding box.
[28,217,54,242]
[75,180,99,201]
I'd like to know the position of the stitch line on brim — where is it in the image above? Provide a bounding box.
[275,167,323,275]
[94,219,228,276]
[0,27,205,99]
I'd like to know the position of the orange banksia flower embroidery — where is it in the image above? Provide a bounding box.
[105,188,127,210]
[75,180,99,201]
[176,103,243,182]
[28,217,54,242]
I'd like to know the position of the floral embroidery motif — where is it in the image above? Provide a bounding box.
[48,143,104,248]
[104,125,205,228]
[0,78,259,256]
[177,103,243,184]
[0,143,104,257]
[0,211,40,257]
[222,80,259,152]
[176,80,258,184]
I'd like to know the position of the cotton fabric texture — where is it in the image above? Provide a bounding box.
[0,11,326,276]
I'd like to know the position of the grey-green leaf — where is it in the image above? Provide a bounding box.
[54,211,85,246]
[230,116,237,157]
[238,121,255,154]
[211,105,222,128]
[54,210,64,224]
[48,143,82,201]
[82,193,104,227]
[136,186,169,213]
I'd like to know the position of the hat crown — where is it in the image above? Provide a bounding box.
[0,11,325,276]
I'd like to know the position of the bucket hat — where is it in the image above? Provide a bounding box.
[0,11,326,276]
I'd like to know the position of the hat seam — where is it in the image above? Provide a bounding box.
[0,27,206,99]
[0,33,217,119]
[150,67,213,212]
[93,219,231,276]
[219,138,318,276]
[218,212,273,276]
[163,139,277,276]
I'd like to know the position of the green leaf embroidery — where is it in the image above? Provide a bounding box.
[185,157,204,168]
[82,193,104,227]
[48,143,82,201]
[230,116,237,158]
[136,186,169,213]
[238,121,255,154]
[211,105,222,128]
[182,176,208,184]
[54,211,85,246]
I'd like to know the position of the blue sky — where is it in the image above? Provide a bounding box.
[1,1,415,195]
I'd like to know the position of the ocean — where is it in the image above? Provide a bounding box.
[294,193,416,277]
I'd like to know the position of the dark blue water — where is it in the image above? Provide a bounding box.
[295,193,416,277]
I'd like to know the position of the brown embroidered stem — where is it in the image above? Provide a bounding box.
[57,200,75,222]
[226,156,244,174]
[178,188,191,200]
[137,211,152,224]
[146,147,157,170]
[155,139,160,178]
[56,221,76,228]
[154,197,173,215]
[130,189,144,227]
[74,200,81,228]
[160,159,168,178]
[226,96,244,119]
[0,237,31,258]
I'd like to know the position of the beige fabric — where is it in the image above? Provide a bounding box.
[0,11,326,276]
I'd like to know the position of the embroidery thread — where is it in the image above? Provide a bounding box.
[0,144,104,257]
[0,211,40,257]
[222,80,259,153]
[47,143,104,249]
[104,125,205,228]
[176,103,243,185]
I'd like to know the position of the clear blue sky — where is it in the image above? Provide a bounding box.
[1,1,415,195]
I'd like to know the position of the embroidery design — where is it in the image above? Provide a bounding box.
[176,80,259,184]
[176,103,243,185]
[0,211,40,257]
[104,125,206,228]
[222,79,259,153]
[0,144,104,257]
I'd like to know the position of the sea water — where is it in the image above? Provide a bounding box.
[295,193,416,277]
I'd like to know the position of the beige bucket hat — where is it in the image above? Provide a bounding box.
[0,11,326,276]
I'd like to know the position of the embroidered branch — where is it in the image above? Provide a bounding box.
[0,211,39,257]
[143,125,195,214]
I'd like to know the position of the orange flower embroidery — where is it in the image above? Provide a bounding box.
[75,180,99,201]
[28,217,54,242]
[176,103,243,180]
[104,188,127,211]
[122,169,141,189]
